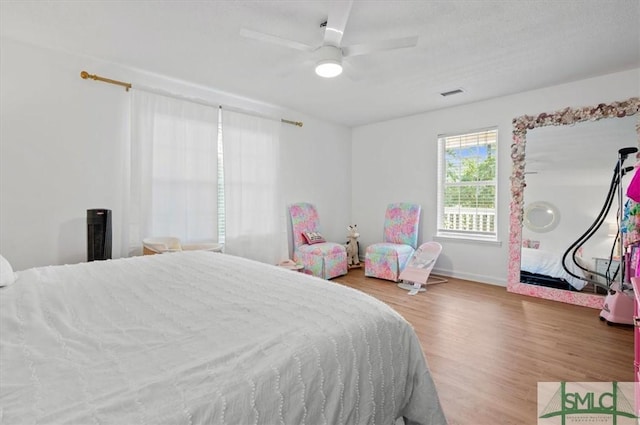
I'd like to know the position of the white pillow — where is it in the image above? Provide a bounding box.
[0,254,16,287]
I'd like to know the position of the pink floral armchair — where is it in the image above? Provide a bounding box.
[289,203,348,279]
[365,203,421,282]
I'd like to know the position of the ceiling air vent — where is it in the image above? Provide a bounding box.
[440,88,464,97]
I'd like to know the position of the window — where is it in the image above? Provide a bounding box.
[437,128,498,241]
[153,108,226,245]
[129,91,284,263]
[128,90,219,255]
[150,112,219,243]
[216,109,225,245]
[221,109,286,264]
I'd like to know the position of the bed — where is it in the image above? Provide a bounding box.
[0,251,446,425]
[520,247,588,291]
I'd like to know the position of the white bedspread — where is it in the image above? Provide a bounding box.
[521,247,587,290]
[0,251,445,425]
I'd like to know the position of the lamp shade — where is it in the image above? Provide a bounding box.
[315,46,343,78]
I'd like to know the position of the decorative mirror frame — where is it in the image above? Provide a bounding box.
[508,97,640,308]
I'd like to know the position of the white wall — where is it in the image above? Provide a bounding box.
[279,112,352,259]
[0,37,351,271]
[2,35,637,282]
[352,68,639,286]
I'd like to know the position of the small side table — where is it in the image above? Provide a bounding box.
[278,262,304,272]
[593,257,621,284]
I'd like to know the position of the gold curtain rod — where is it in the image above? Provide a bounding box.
[80,70,132,91]
[281,119,303,127]
[80,70,303,127]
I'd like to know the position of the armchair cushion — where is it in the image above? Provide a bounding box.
[297,243,344,256]
[366,243,415,257]
[365,243,415,282]
[295,242,347,279]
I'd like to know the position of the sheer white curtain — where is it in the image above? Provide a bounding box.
[221,109,287,264]
[124,90,219,255]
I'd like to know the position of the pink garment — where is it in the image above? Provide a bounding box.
[628,166,640,202]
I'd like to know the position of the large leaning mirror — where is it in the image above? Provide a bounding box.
[508,98,640,308]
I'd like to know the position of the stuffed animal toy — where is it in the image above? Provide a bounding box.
[346,225,360,267]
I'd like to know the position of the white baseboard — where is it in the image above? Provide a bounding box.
[356,257,507,287]
[431,267,506,287]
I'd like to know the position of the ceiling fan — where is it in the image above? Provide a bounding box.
[240,0,419,78]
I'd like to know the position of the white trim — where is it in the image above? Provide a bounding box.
[436,127,499,239]
[431,267,506,287]
[436,125,500,140]
[433,234,502,247]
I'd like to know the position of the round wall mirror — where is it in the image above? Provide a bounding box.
[524,201,560,233]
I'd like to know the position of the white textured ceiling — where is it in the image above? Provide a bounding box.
[1,0,639,127]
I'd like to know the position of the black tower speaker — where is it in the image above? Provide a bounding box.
[87,209,112,262]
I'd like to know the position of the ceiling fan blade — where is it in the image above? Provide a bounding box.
[273,58,316,79]
[240,28,313,52]
[323,0,354,47]
[342,35,419,57]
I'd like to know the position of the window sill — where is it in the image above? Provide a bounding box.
[434,234,502,247]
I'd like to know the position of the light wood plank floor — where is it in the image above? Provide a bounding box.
[333,268,634,425]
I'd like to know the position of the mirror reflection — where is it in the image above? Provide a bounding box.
[519,115,638,295]
[524,201,560,233]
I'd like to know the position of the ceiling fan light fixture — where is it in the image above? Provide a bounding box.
[315,60,343,78]
[315,45,343,78]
